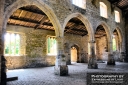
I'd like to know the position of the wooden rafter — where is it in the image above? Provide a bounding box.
[35,16,48,29]
[9,16,53,26]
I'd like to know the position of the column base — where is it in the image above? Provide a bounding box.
[66,60,71,65]
[107,60,115,65]
[88,63,98,69]
[107,53,115,65]
[54,65,68,76]
[124,58,128,62]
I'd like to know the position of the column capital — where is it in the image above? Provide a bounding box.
[108,41,112,43]
[56,36,63,38]
[55,36,64,41]
[88,40,95,43]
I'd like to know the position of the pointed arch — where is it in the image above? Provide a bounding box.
[113,27,123,52]
[96,21,112,52]
[3,0,61,37]
[63,12,94,41]
[113,27,123,43]
[96,21,112,43]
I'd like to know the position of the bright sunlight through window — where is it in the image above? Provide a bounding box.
[115,10,120,23]
[100,2,107,18]
[72,0,86,9]
[4,33,20,56]
[47,36,57,56]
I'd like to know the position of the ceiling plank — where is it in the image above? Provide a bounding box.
[19,7,46,16]
[64,24,76,33]
[9,16,53,26]
[35,16,48,29]
[18,10,23,18]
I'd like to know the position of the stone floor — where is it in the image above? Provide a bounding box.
[7,61,128,85]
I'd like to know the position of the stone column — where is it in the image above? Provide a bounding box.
[119,41,124,61]
[107,42,115,65]
[0,0,5,84]
[88,41,98,69]
[54,36,68,76]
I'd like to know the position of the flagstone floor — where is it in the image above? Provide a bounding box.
[7,61,128,85]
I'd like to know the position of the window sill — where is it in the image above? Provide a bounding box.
[4,55,23,57]
[47,54,57,56]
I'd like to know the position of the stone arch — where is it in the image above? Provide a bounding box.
[113,27,123,52]
[113,27,123,43]
[96,21,112,52]
[3,0,61,37]
[63,12,94,41]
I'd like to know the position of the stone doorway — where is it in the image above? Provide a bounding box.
[70,44,80,64]
[71,46,77,63]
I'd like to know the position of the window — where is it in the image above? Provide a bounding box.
[72,0,86,9]
[113,35,117,51]
[47,36,57,55]
[4,33,20,55]
[100,2,107,18]
[115,10,120,23]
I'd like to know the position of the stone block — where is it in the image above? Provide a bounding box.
[60,65,68,76]
[88,63,98,69]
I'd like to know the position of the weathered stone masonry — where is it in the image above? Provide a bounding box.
[0,0,126,82]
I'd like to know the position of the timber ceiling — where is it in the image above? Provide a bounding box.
[108,0,128,17]
[113,29,118,35]
[95,25,106,38]
[7,0,127,36]
[7,5,88,36]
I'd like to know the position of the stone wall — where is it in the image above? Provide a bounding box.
[125,19,128,62]
[64,34,89,63]
[3,0,126,58]
[5,25,56,69]
[5,25,89,69]
[5,56,26,69]
[96,36,107,60]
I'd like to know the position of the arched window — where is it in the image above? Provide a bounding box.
[115,10,120,23]
[72,0,86,9]
[4,33,20,55]
[100,2,107,18]
[47,36,57,55]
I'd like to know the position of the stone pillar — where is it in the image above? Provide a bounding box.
[1,55,7,85]
[88,41,98,69]
[119,41,125,62]
[107,42,115,65]
[54,36,68,76]
[0,0,5,84]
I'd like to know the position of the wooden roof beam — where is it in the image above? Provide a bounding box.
[35,16,48,29]
[9,16,53,26]
[19,7,46,16]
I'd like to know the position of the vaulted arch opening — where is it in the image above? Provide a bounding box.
[4,4,59,70]
[64,16,90,64]
[112,28,123,61]
[95,25,108,61]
